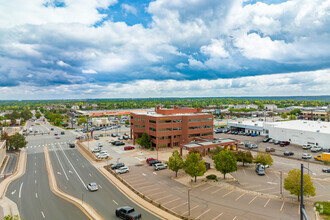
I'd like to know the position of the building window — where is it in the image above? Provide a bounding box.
[158,136,170,140]
[174,142,179,146]
[189,126,200,130]
[159,128,171,132]
[149,120,156,124]
[201,132,212,136]
[173,119,182,123]
[135,125,145,128]
[189,119,200,122]
[149,127,156,131]
[201,125,212,129]
[159,119,172,124]
[174,135,181,138]
[188,133,200,137]
[173,127,182,130]
[158,143,169,148]
[201,118,212,121]
[134,118,145,121]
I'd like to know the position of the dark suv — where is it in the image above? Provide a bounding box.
[148,160,161,166]
[111,163,125,170]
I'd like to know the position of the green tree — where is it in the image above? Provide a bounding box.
[8,133,27,150]
[213,150,237,179]
[281,113,288,119]
[167,150,184,177]
[0,132,10,149]
[235,150,253,166]
[78,117,87,125]
[184,153,206,182]
[4,214,20,220]
[35,111,41,119]
[136,132,151,148]
[209,146,224,159]
[289,109,301,115]
[289,114,296,120]
[254,152,273,166]
[284,169,315,201]
[125,120,130,125]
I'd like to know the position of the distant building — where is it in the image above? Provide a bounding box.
[92,118,110,127]
[264,104,277,111]
[234,104,258,109]
[71,105,80,110]
[301,110,329,122]
[131,107,213,149]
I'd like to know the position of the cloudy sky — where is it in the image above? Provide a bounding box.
[0,0,330,100]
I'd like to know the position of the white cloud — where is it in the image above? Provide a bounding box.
[82,69,97,74]
[121,4,138,16]
[201,39,229,58]
[56,60,71,67]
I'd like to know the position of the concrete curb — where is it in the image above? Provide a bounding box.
[0,150,27,219]
[43,147,103,220]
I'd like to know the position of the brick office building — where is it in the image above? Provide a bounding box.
[130,107,214,149]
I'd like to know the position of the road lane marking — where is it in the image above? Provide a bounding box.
[162,198,180,206]
[35,170,37,174]
[233,217,237,220]
[280,201,285,211]
[52,145,69,181]
[148,191,167,197]
[57,172,61,175]
[212,212,223,220]
[113,200,118,205]
[35,162,36,166]
[82,165,84,168]
[41,211,45,218]
[249,196,258,204]
[11,190,16,195]
[142,173,146,176]
[222,190,234,198]
[195,208,210,219]
[36,193,38,198]
[58,144,87,190]
[137,184,157,190]
[201,185,213,192]
[315,181,326,189]
[243,168,247,175]
[245,184,261,189]
[98,184,102,189]
[211,188,223,194]
[235,193,246,201]
[264,198,270,207]
[89,173,92,177]
[153,172,157,175]
[35,180,37,184]
[142,188,161,193]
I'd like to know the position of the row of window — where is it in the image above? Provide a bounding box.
[188,132,212,137]
[157,135,181,140]
[147,118,212,124]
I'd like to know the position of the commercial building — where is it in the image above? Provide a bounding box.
[131,107,214,149]
[264,120,330,148]
[300,110,329,122]
[227,121,265,135]
[91,118,111,127]
[0,141,6,168]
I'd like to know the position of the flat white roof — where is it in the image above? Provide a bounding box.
[265,120,330,134]
[228,120,264,127]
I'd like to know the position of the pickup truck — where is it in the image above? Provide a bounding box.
[115,206,141,220]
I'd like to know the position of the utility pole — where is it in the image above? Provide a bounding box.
[280,171,282,198]
[188,188,191,218]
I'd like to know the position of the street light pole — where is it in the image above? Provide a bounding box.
[280,171,283,198]
[188,188,191,218]
[300,163,304,220]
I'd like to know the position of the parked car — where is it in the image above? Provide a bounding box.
[94,135,99,140]
[87,182,98,191]
[251,133,259,137]
[56,136,60,139]
[154,163,167,171]
[279,141,290,147]
[255,166,265,175]
[284,151,294,156]
[98,154,109,159]
[111,133,118,137]
[114,141,125,146]
[95,151,108,157]
[322,168,330,173]
[274,140,280,145]
[302,153,312,159]
[311,147,323,152]
[115,206,141,220]
[268,139,275,143]
[146,158,155,163]
[123,135,130,140]
[115,167,129,174]
[54,133,58,136]
[265,147,275,152]
[111,163,125,170]
[108,139,116,144]
[263,138,271,142]
[302,144,312,150]
[50,128,54,131]
[148,160,161,166]
[124,146,135,151]
[98,142,103,147]
[92,147,101,153]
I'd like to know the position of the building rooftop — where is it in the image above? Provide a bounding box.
[265,120,330,134]
[228,120,264,127]
[183,138,238,149]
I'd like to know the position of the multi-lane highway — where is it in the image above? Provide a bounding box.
[6,120,160,219]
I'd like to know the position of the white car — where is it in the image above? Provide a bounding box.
[95,151,108,157]
[87,182,98,191]
[115,167,129,174]
[92,147,101,153]
[97,153,109,159]
[98,142,103,147]
[302,153,312,159]
[302,144,312,150]
[311,147,322,152]
[154,163,167,171]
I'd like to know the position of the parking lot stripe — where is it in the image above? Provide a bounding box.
[201,185,214,192]
[212,212,223,220]
[143,188,161,193]
[235,193,246,201]
[133,182,150,187]
[195,208,210,219]
[280,201,285,211]
[243,169,247,175]
[211,188,223,194]
[222,190,234,198]
[137,184,157,190]
[147,191,167,197]
[129,179,147,184]
[264,199,270,207]
[249,196,258,204]
[171,202,188,210]
[255,187,275,192]
[182,205,199,216]
[233,216,237,220]
[245,184,261,189]
[162,198,180,206]
[315,181,326,189]
[155,195,173,202]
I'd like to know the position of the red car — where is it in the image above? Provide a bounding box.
[124,146,135,151]
[146,158,155,163]
[76,136,81,140]
[54,133,58,136]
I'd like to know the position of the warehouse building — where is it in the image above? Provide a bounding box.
[131,107,213,150]
[227,121,265,135]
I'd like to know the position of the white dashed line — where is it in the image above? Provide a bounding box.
[36,193,38,198]
[113,200,118,205]
[41,211,45,218]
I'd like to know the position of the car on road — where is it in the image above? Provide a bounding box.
[92,147,102,153]
[115,167,129,174]
[124,146,135,151]
[302,153,312,159]
[265,147,275,152]
[50,128,54,130]
[154,163,167,171]
[54,133,58,136]
[263,138,271,142]
[61,131,65,135]
[69,143,75,148]
[148,160,161,166]
[115,206,141,220]
[76,136,81,140]
[311,146,323,152]
[255,166,265,175]
[302,144,312,150]
[56,136,60,139]
[322,168,330,173]
[87,182,98,191]
[284,151,294,156]
[111,163,125,170]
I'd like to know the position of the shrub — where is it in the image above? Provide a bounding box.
[315,201,330,216]
[150,200,153,203]
[150,147,154,151]
[206,174,218,181]
[324,161,330,165]
[158,204,161,208]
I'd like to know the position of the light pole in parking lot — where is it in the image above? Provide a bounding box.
[280,171,283,198]
[300,163,316,220]
[188,187,191,218]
